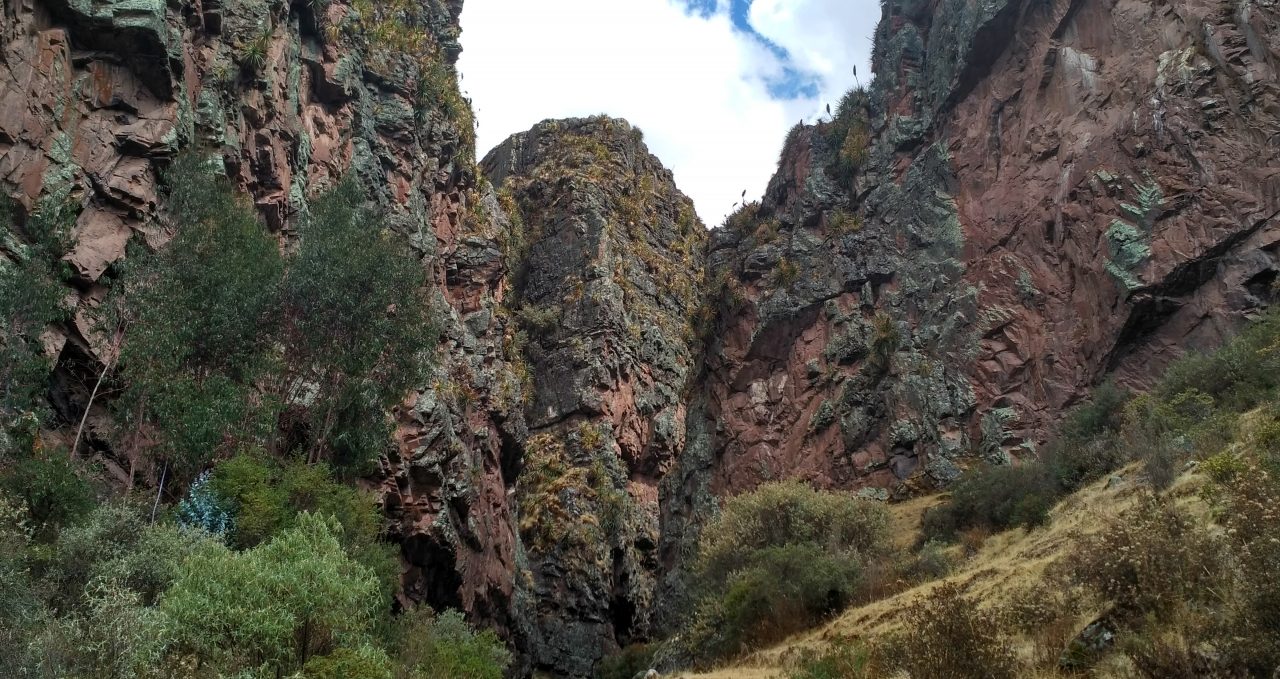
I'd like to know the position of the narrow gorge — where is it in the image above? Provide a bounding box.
[1,0,1278,675]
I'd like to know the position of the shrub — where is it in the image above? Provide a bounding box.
[787,639,877,679]
[390,607,511,679]
[866,312,899,374]
[1157,312,1280,411]
[1212,465,1280,673]
[921,462,1058,542]
[162,512,383,675]
[881,582,1020,679]
[43,502,212,612]
[598,643,656,679]
[686,481,889,663]
[303,645,394,679]
[722,201,762,232]
[1068,492,1222,618]
[211,454,376,538]
[176,470,233,536]
[824,88,871,185]
[1043,380,1130,490]
[772,257,800,288]
[0,452,95,540]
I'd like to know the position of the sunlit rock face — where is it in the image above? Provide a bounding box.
[7,0,1280,674]
[684,0,1280,504]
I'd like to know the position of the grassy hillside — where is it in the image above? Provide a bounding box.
[657,313,1280,679]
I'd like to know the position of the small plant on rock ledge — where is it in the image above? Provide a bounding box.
[771,257,800,289]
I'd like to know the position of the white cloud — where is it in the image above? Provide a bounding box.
[749,0,877,106]
[457,0,873,225]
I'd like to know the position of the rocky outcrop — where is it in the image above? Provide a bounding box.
[7,0,1280,674]
[689,0,1280,511]
[0,0,528,655]
[481,117,707,676]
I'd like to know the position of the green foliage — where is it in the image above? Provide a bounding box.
[210,452,378,548]
[1043,380,1130,490]
[1158,312,1280,410]
[598,643,657,679]
[771,257,800,288]
[787,639,876,679]
[683,481,889,663]
[162,512,382,675]
[827,208,862,236]
[389,607,511,679]
[921,462,1057,542]
[0,193,75,422]
[281,177,435,468]
[176,470,233,536]
[866,312,899,374]
[42,502,207,611]
[824,88,871,185]
[0,452,95,540]
[120,154,283,473]
[722,201,762,232]
[303,645,394,679]
[116,156,435,473]
[238,23,274,74]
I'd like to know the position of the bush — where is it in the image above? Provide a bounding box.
[685,481,889,663]
[162,512,383,675]
[881,582,1020,679]
[210,452,379,549]
[598,643,656,679]
[0,452,95,540]
[921,462,1058,542]
[303,645,394,679]
[49,503,211,605]
[1043,381,1130,490]
[787,639,877,679]
[1157,312,1280,411]
[390,607,511,679]
[1068,492,1222,618]
[1212,465,1280,673]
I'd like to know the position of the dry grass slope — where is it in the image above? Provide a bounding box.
[674,465,1212,679]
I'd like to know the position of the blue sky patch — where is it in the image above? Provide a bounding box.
[682,0,822,99]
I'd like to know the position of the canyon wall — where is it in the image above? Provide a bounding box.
[3,0,1279,675]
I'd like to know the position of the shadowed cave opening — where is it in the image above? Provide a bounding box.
[404,534,464,613]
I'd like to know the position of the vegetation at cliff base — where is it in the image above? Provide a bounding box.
[669,312,1280,679]
[0,157,503,679]
[668,481,894,667]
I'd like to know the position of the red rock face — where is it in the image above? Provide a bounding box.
[948,0,1280,434]
[0,0,525,651]
[691,0,1280,509]
[8,0,1280,673]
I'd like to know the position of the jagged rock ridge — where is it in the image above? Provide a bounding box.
[4,0,1280,676]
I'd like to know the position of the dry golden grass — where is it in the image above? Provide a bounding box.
[679,465,1211,678]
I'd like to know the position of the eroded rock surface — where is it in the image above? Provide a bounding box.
[482,117,707,676]
[5,0,1280,675]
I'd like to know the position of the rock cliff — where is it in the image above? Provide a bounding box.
[0,0,530,654]
[4,0,1280,675]
[481,116,707,675]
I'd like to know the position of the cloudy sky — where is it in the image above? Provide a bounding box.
[457,0,878,225]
